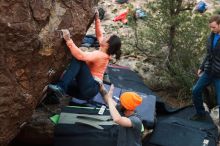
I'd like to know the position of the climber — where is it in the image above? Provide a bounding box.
[48,10,122,100]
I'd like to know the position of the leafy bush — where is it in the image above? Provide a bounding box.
[125,0,211,99]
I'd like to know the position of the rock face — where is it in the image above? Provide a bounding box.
[0,0,98,145]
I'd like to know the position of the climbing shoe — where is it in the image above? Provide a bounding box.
[48,84,66,98]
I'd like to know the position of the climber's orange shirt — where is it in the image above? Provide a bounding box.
[66,39,110,81]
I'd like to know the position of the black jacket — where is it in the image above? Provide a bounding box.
[200,33,220,77]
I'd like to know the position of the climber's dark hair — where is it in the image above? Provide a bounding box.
[107,35,122,60]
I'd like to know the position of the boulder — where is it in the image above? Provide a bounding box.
[0,0,98,145]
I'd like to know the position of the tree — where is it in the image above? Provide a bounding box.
[126,0,210,98]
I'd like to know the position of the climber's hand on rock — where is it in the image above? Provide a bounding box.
[61,29,71,41]
[95,9,99,20]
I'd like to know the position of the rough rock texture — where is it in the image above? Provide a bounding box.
[0,0,98,145]
[10,98,70,146]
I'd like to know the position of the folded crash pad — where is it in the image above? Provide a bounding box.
[54,106,118,146]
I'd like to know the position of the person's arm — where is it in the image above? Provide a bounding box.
[66,39,85,59]
[62,29,97,61]
[100,84,117,106]
[199,53,208,73]
[105,85,133,127]
[198,54,208,76]
[95,11,104,44]
[198,35,211,75]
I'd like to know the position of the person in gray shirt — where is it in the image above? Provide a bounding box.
[100,84,143,146]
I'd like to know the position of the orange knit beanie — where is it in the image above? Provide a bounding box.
[120,92,142,111]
